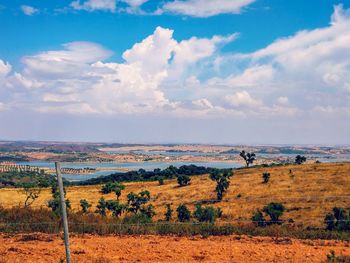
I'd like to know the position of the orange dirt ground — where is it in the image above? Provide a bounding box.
[0,233,349,263]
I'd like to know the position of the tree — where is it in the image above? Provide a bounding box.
[263,202,285,224]
[262,173,270,184]
[127,190,151,214]
[106,200,127,217]
[251,210,267,227]
[177,204,191,222]
[177,174,191,187]
[140,204,156,218]
[164,204,172,221]
[295,155,306,165]
[209,169,233,200]
[193,204,219,223]
[158,177,164,185]
[96,197,107,216]
[324,207,350,231]
[47,182,71,215]
[80,199,91,213]
[239,151,256,167]
[101,182,125,199]
[22,186,41,208]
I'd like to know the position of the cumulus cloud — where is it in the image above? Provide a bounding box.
[71,0,117,12]
[2,5,350,121]
[21,5,39,16]
[159,0,255,17]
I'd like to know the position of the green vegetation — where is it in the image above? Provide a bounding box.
[101,182,125,199]
[209,168,233,200]
[193,204,221,223]
[79,199,91,213]
[22,186,41,208]
[177,174,191,187]
[0,170,56,188]
[164,204,172,221]
[75,165,224,186]
[252,203,285,226]
[262,172,270,184]
[47,183,71,216]
[295,155,307,165]
[324,207,350,231]
[177,204,191,222]
[239,151,256,167]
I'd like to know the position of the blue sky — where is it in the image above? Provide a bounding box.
[0,0,350,144]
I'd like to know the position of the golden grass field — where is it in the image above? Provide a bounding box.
[0,162,349,227]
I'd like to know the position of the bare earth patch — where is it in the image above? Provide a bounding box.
[0,234,349,262]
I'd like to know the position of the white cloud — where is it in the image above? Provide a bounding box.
[70,0,117,12]
[224,91,262,108]
[122,0,148,7]
[0,59,11,77]
[159,0,255,17]
[276,96,289,105]
[21,5,39,16]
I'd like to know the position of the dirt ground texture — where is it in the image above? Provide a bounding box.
[0,233,349,263]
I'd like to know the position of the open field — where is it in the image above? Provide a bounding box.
[0,162,349,228]
[0,233,349,262]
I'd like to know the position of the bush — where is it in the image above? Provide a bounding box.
[96,197,107,216]
[295,155,306,165]
[251,210,266,227]
[209,169,232,200]
[158,177,164,185]
[177,174,191,187]
[127,190,151,214]
[262,173,270,184]
[106,200,126,217]
[177,204,191,222]
[263,202,285,224]
[164,204,172,221]
[80,199,91,213]
[101,182,125,199]
[194,204,219,223]
[324,207,350,231]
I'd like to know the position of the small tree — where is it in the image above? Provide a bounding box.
[209,169,233,201]
[101,182,125,199]
[22,186,41,208]
[295,155,306,165]
[47,182,71,215]
[251,209,267,227]
[140,204,156,218]
[158,177,164,185]
[96,197,107,216]
[239,151,256,167]
[80,199,91,213]
[127,190,151,214]
[324,207,350,231]
[262,173,270,184]
[106,200,127,217]
[194,204,218,223]
[263,202,285,224]
[177,174,191,187]
[177,204,191,222]
[164,204,172,221]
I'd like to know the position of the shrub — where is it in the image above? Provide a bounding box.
[209,169,233,200]
[251,210,267,227]
[263,202,285,224]
[177,174,191,187]
[177,204,191,222]
[262,173,270,184]
[106,200,127,217]
[295,155,306,165]
[127,190,151,214]
[324,207,350,231]
[47,183,71,215]
[101,182,125,199]
[194,204,219,223]
[158,177,164,185]
[80,199,91,213]
[164,204,172,221]
[96,197,107,216]
[140,204,156,219]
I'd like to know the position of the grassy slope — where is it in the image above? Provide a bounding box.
[0,162,349,227]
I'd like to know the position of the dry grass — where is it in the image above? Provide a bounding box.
[0,162,349,227]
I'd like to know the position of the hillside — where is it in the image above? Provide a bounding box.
[0,162,349,228]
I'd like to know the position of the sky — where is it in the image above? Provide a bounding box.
[0,0,350,145]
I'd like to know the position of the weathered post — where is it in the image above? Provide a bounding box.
[55,162,71,263]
